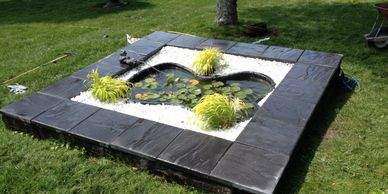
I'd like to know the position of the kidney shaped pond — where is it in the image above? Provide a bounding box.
[127,63,275,117]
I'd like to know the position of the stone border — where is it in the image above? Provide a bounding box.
[0,31,342,194]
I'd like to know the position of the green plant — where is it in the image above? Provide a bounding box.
[192,48,223,76]
[87,69,131,102]
[192,93,250,130]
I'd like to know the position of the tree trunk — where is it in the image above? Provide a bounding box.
[216,0,238,25]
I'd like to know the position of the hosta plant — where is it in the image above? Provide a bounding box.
[192,48,223,76]
[193,93,250,130]
[87,69,131,102]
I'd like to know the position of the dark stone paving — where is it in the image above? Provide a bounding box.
[111,119,182,159]
[261,46,304,63]
[40,76,87,99]
[197,38,237,51]
[159,130,231,174]
[298,50,343,68]
[126,38,164,57]
[70,109,139,147]
[226,42,268,58]
[167,34,207,49]
[0,93,63,123]
[0,31,342,194]
[211,143,289,194]
[32,100,99,133]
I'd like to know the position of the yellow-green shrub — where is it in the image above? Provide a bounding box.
[87,69,131,102]
[191,48,223,76]
[193,93,250,130]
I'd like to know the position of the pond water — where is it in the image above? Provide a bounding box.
[128,63,274,117]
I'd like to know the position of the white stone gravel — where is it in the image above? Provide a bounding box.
[72,46,293,141]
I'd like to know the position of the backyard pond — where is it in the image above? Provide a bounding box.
[128,63,274,116]
[72,46,294,140]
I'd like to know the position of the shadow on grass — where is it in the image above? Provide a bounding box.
[0,0,153,24]
[275,81,353,194]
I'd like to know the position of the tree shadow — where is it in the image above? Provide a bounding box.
[211,2,387,78]
[0,0,153,24]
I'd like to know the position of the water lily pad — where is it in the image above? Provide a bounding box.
[147,93,160,99]
[177,94,186,99]
[242,88,253,95]
[171,99,182,104]
[145,78,156,83]
[236,91,247,99]
[222,91,232,96]
[193,89,202,96]
[212,81,224,87]
[134,82,143,88]
[176,83,185,88]
[166,77,175,86]
[221,87,231,92]
[203,84,212,90]
[204,90,214,95]
[231,86,241,92]
[188,94,196,99]
[135,93,143,99]
[177,88,187,94]
[230,83,240,87]
[186,84,196,90]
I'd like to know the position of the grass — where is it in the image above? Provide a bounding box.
[0,0,387,193]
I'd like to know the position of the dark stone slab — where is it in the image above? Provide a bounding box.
[158,130,231,174]
[32,100,99,133]
[236,116,303,156]
[167,34,208,49]
[197,39,237,51]
[273,78,324,104]
[72,63,123,80]
[258,94,316,127]
[211,143,289,194]
[73,47,148,80]
[70,109,139,147]
[126,38,164,57]
[111,119,182,159]
[286,63,337,87]
[298,50,343,68]
[143,31,180,44]
[261,46,304,63]
[226,42,268,58]
[0,93,62,123]
[40,76,86,99]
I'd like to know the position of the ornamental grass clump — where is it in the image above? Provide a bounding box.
[193,93,250,130]
[87,69,131,102]
[192,48,223,76]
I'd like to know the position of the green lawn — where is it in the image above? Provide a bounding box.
[0,0,387,193]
